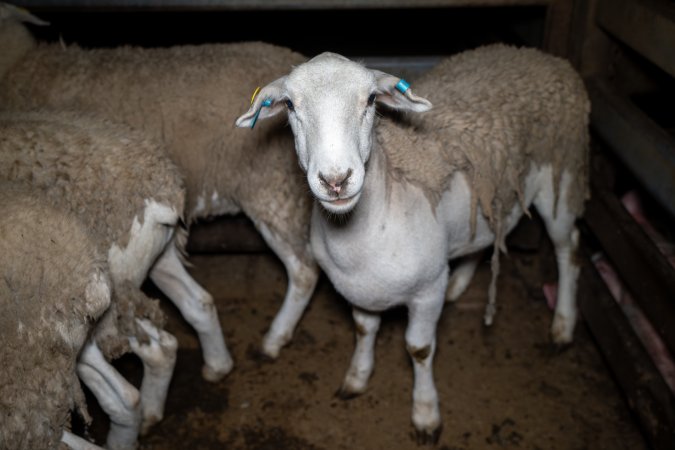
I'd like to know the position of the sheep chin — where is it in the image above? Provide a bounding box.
[319,193,361,216]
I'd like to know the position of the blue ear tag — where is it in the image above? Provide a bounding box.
[250,98,273,129]
[395,79,410,94]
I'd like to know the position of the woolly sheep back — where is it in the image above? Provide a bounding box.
[0,110,185,250]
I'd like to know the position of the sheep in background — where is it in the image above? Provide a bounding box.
[0,2,47,79]
[236,46,590,441]
[0,3,318,370]
[0,181,110,450]
[0,111,185,449]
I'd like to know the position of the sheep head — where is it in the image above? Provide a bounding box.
[236,52,431,214]
[0,3,49,25]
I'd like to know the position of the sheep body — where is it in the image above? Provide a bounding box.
[0,111,184,449]
[0,181,110,450]
[0,20,318,360]
[0,112,184,252]
[379,44,589,228]
[237,45,590,441]
[1,41,308,246]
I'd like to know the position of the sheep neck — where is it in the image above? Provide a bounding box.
[309,135,449,312]
[350,141,390,227]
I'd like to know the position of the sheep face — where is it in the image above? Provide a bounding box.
[236,52,432,214]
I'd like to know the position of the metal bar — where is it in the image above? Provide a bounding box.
[578,248,675,450]
[584,183,675,358]
[587,78,675,218]
[596,0,675,79]
[14,0,551,10]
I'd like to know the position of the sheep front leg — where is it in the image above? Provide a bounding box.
[406,275,447,444]
[61,430,105,450]
[257,224,320,358]
[128,319,178,435]
[262,258,319,358]
[77,340,141,450]
[337,307,381,398]
[150,241,232,381]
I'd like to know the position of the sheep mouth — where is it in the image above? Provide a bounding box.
[319,193,360,214]
[327,197,352,206]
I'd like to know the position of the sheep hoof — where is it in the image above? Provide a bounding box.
[260,342,282,360]
[550,314,575,346]
[257,351,276,363]
[140,414,161,436]
[413,424,442,446]
[245,345,276,365]
[549,341,572,354]
[201,362,231,383]
[334,386,362,400]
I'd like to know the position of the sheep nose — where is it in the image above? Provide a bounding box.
[318,169,353,196]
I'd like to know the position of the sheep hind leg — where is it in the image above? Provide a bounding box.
[150,241,233,382]
[128,319,178,435]
[548,226,580,345]
[61,430,105,450]
[446,251,483,302]
[256,224,320,359]
[534,170,581,345]
[77,340,141,450]
[337,307,381,398]
[407,271,447,444]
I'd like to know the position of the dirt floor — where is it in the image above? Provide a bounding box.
[82,229,648,450]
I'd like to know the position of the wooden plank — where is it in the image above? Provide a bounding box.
[596,0,675,79]
[587,78,675,217]
[543,0,575,57]
[15,0,551,10]
[577,247,675,450]
[584,184,675,356]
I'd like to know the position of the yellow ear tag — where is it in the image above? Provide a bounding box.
[250,87,261,105]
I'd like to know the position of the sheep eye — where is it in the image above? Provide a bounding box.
[285,99,295,112]
[367,93,376,107]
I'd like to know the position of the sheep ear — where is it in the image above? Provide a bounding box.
[235,76,287,128]
[373,71,432,113]
[0,3,50,26]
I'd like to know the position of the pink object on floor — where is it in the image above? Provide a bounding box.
[542,283,558,311]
